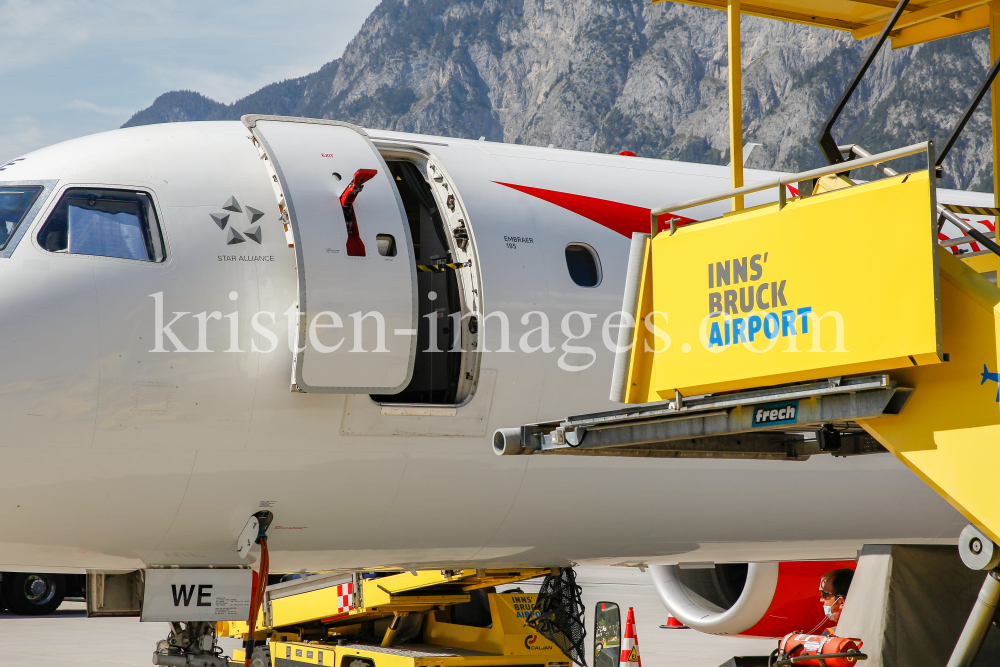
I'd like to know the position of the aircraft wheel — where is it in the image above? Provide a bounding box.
[250,646,271,667]
[2,573,65,615]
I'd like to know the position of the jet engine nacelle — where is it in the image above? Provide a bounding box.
[651,560,855,638]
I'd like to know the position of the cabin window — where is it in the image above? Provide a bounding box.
[0,186,43,249]
[376,234,397,257]
[565,243,601,287]
[38,188,165,262]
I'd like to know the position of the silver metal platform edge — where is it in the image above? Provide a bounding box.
[512,375,906,461]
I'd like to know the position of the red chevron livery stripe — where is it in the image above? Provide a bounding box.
[495,182,695,237]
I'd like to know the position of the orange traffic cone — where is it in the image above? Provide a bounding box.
[661,613,688,629]
[619,607,641,667]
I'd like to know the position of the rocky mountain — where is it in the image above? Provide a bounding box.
[124,0,996,191]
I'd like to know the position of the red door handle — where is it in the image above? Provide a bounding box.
[341,169,378,257]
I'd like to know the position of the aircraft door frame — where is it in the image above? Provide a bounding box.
[372,145,484,407]
[245,116,418,394]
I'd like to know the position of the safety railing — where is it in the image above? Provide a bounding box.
[939,232,998,249]
[840,143,1000,257]
[650,141,933,236]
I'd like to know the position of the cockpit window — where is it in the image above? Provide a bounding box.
[0,186,43,248]
[38,188,165,262]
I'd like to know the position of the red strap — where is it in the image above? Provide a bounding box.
[245,537,269,667]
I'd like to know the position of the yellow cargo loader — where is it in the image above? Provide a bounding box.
[218,568,571,667]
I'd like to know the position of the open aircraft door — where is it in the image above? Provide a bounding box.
[245,116,417,393]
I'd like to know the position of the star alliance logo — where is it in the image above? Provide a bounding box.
[981,364,999,402]
[210,196,264,245]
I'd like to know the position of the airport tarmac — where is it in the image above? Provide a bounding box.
[0,566,777,667]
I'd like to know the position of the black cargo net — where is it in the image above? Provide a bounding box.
[526,568,587,667]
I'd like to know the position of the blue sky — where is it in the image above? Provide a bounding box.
[0,0,380,163]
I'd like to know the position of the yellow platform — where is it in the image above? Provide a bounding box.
[626,170,944,401]
[623,150,1000,542]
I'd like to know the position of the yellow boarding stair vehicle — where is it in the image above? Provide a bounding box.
[218,568,575,667]
[645,0,1000,559]
[491,0,1000,663]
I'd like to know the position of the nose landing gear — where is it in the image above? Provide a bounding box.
[153,622,228,667]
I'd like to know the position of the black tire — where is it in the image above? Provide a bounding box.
[250,646,270,667]
[2,573,65,615]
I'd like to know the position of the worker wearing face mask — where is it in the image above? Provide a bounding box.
[818,568,854,635]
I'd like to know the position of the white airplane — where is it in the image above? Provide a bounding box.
[0,116,987,637]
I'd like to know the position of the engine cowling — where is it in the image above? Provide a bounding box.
[651,560,856,638]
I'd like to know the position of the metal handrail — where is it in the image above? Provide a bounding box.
[649,141,932,235]
[841,143,1000,258]
[940,232,998,248]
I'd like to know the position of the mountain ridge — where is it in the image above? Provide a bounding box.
[123,0,996,191]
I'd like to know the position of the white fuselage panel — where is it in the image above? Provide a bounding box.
[0,122,970,573]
